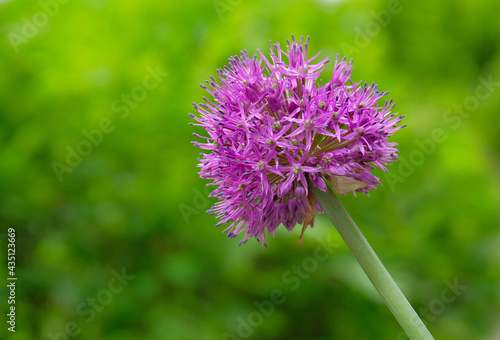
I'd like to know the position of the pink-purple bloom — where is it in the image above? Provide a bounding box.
[190,36,404,246]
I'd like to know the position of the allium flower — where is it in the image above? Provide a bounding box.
[190,36,404,246]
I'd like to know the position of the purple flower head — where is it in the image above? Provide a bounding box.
[190,36,404,247]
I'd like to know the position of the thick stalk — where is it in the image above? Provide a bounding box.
[309,182,434,340]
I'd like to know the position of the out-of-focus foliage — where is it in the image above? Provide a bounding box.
[0,0,499,339]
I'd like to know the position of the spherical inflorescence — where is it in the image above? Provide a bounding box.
[190,36,404,246]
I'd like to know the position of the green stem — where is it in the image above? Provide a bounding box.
[309,182,434,340]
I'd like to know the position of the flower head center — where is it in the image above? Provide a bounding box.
[293,165,302,175]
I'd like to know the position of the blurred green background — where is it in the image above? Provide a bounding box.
[1,0,499,339]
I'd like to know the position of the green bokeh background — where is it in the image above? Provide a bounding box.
[1,0,499,339]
